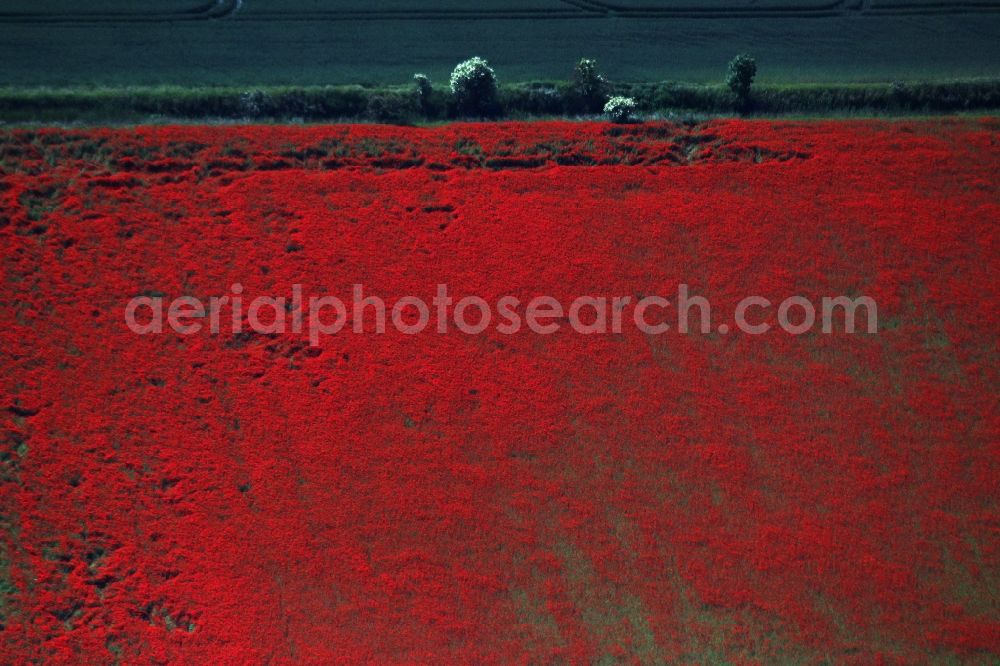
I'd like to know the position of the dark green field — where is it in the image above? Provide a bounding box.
[1,0,999,87]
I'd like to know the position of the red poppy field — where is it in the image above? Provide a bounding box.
[1,120,998,663]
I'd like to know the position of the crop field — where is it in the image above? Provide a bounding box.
[0,119,997,662]
[0,0,999,86]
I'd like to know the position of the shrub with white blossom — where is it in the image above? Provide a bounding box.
[450,57,499,116]
[603,96,638,123]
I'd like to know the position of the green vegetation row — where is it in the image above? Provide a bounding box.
[1,75,998,124]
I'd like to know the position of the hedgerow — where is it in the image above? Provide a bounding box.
[0,78,997,123]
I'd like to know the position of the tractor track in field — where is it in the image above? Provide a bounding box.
[566,0,1000,17]
[1,0,999,23]
[0,0,242,23]
[215,0,1000,20]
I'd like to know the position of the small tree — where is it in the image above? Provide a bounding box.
[413,73,433,115]
[726,54,757,111]
[573,58,609,114]
[604,96,638,124]
[450,57,499,117]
